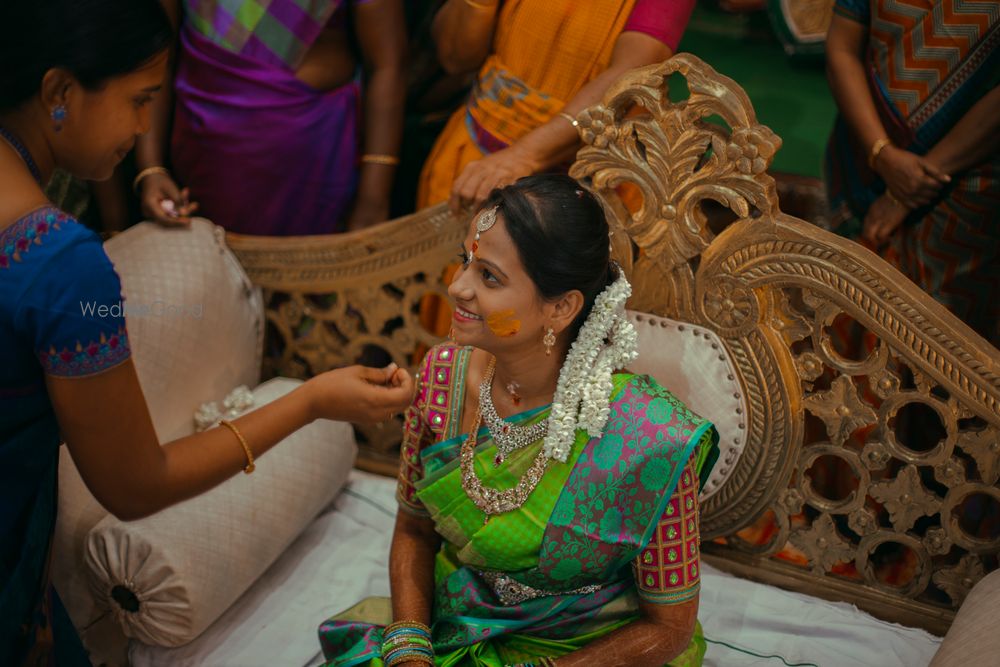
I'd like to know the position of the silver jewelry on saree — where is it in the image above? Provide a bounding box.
[476,569,604,606]
[461,359,550,520]
[478,360,548,467]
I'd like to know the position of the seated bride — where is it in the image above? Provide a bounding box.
[318,174,720,667]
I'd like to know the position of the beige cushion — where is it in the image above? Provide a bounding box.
[627,311,747,499]
[84,377,358,647]
[103,219,264,442]
[929,569,1000,666]
[52,219,265,664]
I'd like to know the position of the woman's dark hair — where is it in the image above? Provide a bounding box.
[0,0,174,112]
[483,174,614,337]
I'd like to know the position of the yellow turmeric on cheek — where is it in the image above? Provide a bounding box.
[486,309,521,337]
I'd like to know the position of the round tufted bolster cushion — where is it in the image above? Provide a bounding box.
[626,311,747,499]
[52,219,266,662]
[84,377,358,647]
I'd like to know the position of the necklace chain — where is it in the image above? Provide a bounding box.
[478,360,548,464]
[461,358,551,520]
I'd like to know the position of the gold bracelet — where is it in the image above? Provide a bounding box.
[132,166,170,194]
[463,0,498,9]
[868,138,892,170]
[361,153,400,166]
[557,111,579,128]
[219,419,255,474]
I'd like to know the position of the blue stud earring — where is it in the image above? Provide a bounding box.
[51,104,67,131]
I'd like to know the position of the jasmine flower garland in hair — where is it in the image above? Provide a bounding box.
[543,265,637,462]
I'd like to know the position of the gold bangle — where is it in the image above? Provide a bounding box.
[132,166,170,194]
[386,654,433,667]
[557,111,579,128]
[220,419,255,474]
[868,138,891,170]
[463,0,497,9]
[361,153,400,166]
[384,620,432,634]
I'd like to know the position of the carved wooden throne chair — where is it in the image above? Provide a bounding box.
[59,54,997,664]
[229,54,999,636]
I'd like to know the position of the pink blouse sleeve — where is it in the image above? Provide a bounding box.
[634,453,701,604]
[396,351,436,517]
[623,0,697,53]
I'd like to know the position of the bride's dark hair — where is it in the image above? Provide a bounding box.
[482,174,615,337]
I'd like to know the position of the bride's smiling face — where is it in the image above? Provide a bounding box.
[447,213,570,353]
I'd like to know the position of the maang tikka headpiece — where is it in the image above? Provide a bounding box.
[474,205,498,243]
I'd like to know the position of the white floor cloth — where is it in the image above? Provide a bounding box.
[131,471,941,667]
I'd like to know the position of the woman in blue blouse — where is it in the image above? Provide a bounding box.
[0,2,414,664]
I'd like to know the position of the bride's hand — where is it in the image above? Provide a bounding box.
[305,364,414,423]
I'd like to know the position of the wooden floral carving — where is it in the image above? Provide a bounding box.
[789,513,854,574]
[803,376,878,447]
[932,555,985,607]
[870,465,939,532]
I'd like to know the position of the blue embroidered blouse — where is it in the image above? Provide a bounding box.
[0,206,131,664]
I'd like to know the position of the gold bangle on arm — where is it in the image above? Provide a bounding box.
[868,138,892,170]
[132,166,170,194]
[382,620,433,666]
[361,153,400,166]
[219,419,255,474]
[557,111,579,128]
[384,621,432,634]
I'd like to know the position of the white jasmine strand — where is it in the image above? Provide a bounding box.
[542,265,637,462]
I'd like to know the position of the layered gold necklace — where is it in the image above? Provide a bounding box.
[460,358,551,521]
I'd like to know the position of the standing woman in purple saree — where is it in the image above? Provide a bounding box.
[135,0,406,235]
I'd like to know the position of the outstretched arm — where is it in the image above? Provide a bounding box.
[48,361,413,520]
[448,30,673,213]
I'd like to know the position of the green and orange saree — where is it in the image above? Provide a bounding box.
[319,343,719,666]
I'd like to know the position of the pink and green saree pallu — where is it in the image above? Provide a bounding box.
[319,343,719,666]
[171,0,368,235]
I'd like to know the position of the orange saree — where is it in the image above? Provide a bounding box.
[416,0,636,208]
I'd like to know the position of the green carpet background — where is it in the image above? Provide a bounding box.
[677,4,838,179]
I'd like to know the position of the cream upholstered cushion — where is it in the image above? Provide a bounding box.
[84,377,358,647]
[52,219,265,664]
[626,311,747,499]
[929,569,1000,666]
[103,219,264,441]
